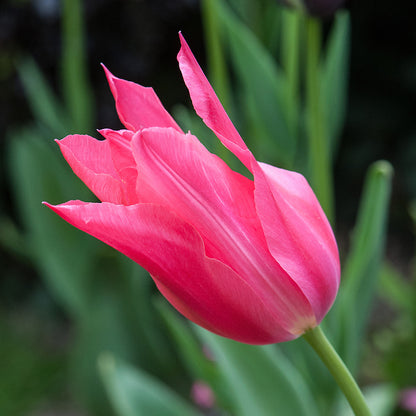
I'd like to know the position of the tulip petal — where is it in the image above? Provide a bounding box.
[177,33,254,170]
[57,134,125,204]
[132,127,257,265]
[254,163,340,322]
[102,65,182,133]
[43,200,300,344]
[98,129,138,204]
[177,34,339,321]
[132,127,316,334]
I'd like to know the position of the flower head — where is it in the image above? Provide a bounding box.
[44,34,340,345]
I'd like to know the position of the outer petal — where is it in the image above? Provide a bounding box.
[43,200,299,344]
[177,33,253,170]
[57,134,125,204]
[177,34,339,321]
[103,65,183,133]
[255,163,340,322]
[132,127,316,335]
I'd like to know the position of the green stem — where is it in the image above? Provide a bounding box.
[305,17,334,222]
[303,326,371,416]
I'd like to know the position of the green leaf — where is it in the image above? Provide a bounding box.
[99,354,201,416]
[379,262,414,313]
[62,0,94,132]
[155,300,216,382]
[280,8,302,146]
[321,11,350,157]
[0,316,65,416]
[155,299,233,411]
[194,327,320,416]
[17,58,71,137]
[327,160,393,371]
[7,129,97,317]
[215,0,296,168]
[201,0,231,112]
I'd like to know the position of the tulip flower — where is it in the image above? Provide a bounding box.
[44,33,340,345]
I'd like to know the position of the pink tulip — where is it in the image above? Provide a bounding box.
[44,34,340,345]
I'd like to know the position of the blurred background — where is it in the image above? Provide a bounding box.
[0,0,415,415]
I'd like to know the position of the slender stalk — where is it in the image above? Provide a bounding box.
[305,17,334,222]
[303,326,371,416]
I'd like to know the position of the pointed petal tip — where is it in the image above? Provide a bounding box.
[101,64,118,94]
[177,32,190,59]
[100,63,111,75]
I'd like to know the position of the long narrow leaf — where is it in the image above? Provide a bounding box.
[99,354,201,416]
[321,11,350,157]
[17,59,70,137]
[194,327,320,416]
[7,129,96,317]
[327,160,393,371]
[62,0,94,132]
[155,300,233,411]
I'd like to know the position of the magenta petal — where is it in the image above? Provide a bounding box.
[132,126,258,266]
[177,34,254,170]
[132,127,316,334]
[98,129,138,204]
[102,65,183,133]
[43,200,299,344]
[254,163,340,322]
[57,134,125,204]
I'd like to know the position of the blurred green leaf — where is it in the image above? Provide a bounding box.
[62,0,94,132]
[321,11,350,157]
[379,262,414,313]
[0,316,65,416]
[155,300,233,411]
[194,327,320,416]
[215,0,296,168]
[327,160,393,371]
[7,128,97,317]
[201,0,231,112]
[99,354,201,416]
[0,216,29,261]
[281,8,302,144]
[17,58,70,137]
[155,300,216,382]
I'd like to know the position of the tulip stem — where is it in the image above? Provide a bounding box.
[303,326,371,416]
[305,17,334,223]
